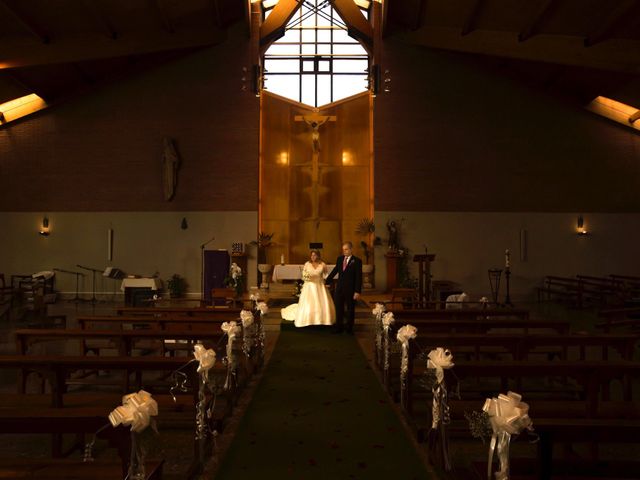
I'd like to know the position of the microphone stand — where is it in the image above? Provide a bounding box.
[200,236,216,305]
[53,268,86,303]
[77,265,102,304]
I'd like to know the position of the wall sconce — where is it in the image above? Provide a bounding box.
[181,217,188,230]
[576,215,588,236]
[39,216,50,236]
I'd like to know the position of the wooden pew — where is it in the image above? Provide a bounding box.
[597,306,640,332]
[392,317,570,335]
[398,358,640,460]
[388,308,530,320]
[77,315,237,331]
[115,306,243,317]
[0,355,202,404]
[390,334,638,412]
[13,326,259,391]
[14,328,226,357]
[0,459,164,480]
[537,276,581,305]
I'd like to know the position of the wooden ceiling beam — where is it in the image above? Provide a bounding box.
[331,0,374,48]
[0,0,50,44]
[405,26,640,74]
[518,0,556,42]
[461,0,485,36]
[0,28,225,70]
[584,0,638,47]
[81,0,119,40]
[260,0,300,48]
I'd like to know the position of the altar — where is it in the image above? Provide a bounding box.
[120,277,163,306]
[272,264,337,282]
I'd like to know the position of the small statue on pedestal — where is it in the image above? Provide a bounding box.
[387,220,399,252]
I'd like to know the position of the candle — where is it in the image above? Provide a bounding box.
[280,254,285,265]
[505,249,511,269]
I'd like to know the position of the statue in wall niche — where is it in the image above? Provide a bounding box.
[387,220,399,252]
[162,137,180,201]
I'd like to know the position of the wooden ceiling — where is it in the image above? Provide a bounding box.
[0,0,243,105]
[386,0,640,108]
[0,0,638,120]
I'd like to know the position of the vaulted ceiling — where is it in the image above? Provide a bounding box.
[0,0,638,123]
[0,0,243,104]
[388,0,640,107]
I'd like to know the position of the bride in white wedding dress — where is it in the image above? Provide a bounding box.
[281,250,336,328]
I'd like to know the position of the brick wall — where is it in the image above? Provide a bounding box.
[0,26,259,212]
[374,37,640,212]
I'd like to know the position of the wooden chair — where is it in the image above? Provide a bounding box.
[210,287,238,307]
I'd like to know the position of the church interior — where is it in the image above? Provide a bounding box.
[1,0,640,478]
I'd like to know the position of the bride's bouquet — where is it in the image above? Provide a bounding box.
[301,270,312,282]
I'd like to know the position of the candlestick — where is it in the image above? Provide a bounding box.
[505,249,511,269]
[280,253,285,265]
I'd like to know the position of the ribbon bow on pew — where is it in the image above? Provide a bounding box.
[427,347,455,472]
[483,391,534,480]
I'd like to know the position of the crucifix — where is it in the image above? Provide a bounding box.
[294,111,337,228]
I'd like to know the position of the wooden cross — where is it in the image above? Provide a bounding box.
[294,112,337,225]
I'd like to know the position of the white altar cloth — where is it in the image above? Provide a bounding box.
[120,277,163,291]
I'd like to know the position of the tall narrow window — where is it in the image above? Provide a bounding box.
[263,0,370,107]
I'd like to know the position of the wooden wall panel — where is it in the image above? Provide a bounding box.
[260,92,373,263]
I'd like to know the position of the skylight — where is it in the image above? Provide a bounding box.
[263,0,370,107]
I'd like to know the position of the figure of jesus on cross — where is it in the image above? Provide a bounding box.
[294,110,337,225]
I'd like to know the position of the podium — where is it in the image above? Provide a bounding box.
[413,252,436,303]
[203,250,230,304]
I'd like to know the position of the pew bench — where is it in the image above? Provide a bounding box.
[115,306,243,317]
[0,459,164,480]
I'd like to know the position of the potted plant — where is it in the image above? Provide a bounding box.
[166,274,187,298]
[356,218,380,289]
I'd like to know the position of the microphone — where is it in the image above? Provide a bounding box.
[200,236,216,249]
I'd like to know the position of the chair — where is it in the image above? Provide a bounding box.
[210,288,238,308]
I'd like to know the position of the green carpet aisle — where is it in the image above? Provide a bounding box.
[215,326,432,479]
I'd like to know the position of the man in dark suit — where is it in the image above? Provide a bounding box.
[326,241,362,334]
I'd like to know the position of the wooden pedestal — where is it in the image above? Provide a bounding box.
[385,251,403,293]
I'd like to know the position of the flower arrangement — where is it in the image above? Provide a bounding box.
[294,279,303,298]
[256,301,269,315]
[224,262,244,296]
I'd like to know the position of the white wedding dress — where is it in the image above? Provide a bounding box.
[281,261,336,327]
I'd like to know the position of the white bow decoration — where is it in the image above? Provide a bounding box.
[109,390,158,433]
[221,321,241,340]
[483,391,534,480]
[396,324,417,345]
[381,312,395,329]
[256,301,269,315]
[372,303,386,318]
[427,347,454,384]
[240,310,254,328]
[193,344,216,380]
